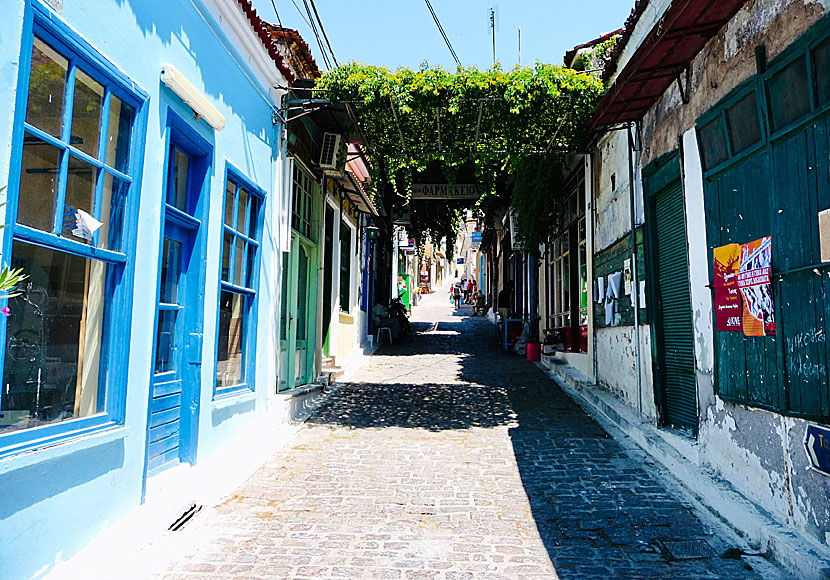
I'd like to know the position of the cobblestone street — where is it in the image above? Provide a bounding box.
[157,287,772,580]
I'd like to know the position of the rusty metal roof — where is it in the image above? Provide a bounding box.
[589,0,749,128]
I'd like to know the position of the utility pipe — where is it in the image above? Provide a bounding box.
[627,122,644,419]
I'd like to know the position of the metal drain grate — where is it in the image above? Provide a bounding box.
[660,539,718,560]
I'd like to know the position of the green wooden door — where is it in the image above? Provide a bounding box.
[653,182,698,435]
[278,236,318,391]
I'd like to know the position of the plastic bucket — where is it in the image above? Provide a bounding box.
[526,342,541,362]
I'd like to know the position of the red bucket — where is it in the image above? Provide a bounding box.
[526,342,541,362]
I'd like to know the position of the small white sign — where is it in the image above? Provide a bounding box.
[72,209,103,242]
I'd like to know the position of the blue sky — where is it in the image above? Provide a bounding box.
[250,0,634,71]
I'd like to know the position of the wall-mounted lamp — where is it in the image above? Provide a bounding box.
[161,63,226,131]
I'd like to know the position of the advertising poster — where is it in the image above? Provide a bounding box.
[712,243,743,332]
[738,237,775,336]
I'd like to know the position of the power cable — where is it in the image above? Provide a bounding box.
[301,0,332,69]
[309,0,340,67]
[269,0,283,27]
[288,0,313,28]
[423,0,462,68]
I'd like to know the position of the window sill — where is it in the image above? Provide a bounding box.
[212,388,256,409]
[0,423,128,474]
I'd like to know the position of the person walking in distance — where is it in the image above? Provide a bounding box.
[497,281,514,321]
[453,283,462,309]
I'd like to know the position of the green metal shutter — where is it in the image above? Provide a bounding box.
[654,182,698,434]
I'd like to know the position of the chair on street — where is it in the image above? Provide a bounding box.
[377,326,393,345]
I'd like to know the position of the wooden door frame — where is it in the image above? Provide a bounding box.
[642,149,699,433]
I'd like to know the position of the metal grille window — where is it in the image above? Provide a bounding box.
[0,16,145,450]
[216,171,263,395]
[292,164,316,240]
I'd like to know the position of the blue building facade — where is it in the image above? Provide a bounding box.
[0,1,298,577]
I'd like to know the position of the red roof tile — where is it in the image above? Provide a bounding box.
[235,0,295,83]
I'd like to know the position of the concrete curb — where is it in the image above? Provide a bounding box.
[536,359,830,580]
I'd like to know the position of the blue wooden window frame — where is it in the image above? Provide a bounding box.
[0,2,148,458]
[214,163,264,398]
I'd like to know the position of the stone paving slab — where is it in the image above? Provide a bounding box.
[155,288,772,580]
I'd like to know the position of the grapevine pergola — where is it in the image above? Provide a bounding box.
[318,62,605,250]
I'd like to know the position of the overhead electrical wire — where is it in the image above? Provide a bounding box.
[423,0,462,68]
[309,0,340,67]
[301,0,332,69]
[269,0,283,27]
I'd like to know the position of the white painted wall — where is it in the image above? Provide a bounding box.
[595,326,656,419]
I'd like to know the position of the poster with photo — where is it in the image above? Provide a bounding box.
[738,236,775,336]
[712,243,742,332]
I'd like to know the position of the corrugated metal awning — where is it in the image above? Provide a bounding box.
[589,0,748,128]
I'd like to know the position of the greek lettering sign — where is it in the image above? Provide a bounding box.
[804,424,830,476]
[412,184,478,200]
[713,243,742,332]
[739,237,775,336]
[471,231,482,249]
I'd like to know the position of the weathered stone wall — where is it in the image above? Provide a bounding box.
[641,0,827,167]
[636,0,830,550]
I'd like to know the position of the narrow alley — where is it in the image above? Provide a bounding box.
[150,286,766,580]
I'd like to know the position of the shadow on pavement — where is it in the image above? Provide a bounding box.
[308,307,760,580]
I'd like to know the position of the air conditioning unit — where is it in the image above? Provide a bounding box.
[319,132,345,174]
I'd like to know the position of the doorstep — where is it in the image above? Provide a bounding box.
[537,357,830,580]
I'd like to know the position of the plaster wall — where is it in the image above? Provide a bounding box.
[593,129,645,253]
[630,0,830,549]
[0,1,291,578]
[640,0,826,167]
[595,326,656,420]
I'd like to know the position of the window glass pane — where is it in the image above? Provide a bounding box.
[245,243,256,289]
[1,242,109,433]
[234,239,244,285]
[224,180,235,228]
[105,96,133,174]
[216,291,245,389]
[222,232,233,282]
[71,69,103,157]
[64,155,96,241]
[98,173,127,251]
[26,38,68,138]
[238,188,249,236]
[726,91,762,155]
[154,309,177,374]
[17,134,60,231]
[767,56,810,132]
[169,148,189,211]
[159,238,181,304]
[698,117,729,170]
[248,195,259,236]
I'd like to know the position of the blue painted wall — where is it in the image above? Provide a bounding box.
[0,1,285,578]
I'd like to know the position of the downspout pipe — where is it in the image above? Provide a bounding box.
[628,122,643,419]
